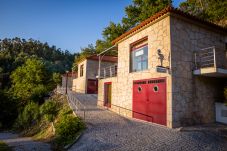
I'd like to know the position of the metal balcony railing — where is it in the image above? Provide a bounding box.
[56,86,86,120]
[100,64,117,79]
[194,46,226,70]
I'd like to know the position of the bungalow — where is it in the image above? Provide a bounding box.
[97,6,227,128]
[72,55,117,94]
[62,71,77,90]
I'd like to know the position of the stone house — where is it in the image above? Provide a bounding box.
[62,72,77,89]
[72,55,117,94]
[97,6,227,128]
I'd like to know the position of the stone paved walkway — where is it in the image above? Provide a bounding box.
[0,132,51,151]
[69,93,227,151]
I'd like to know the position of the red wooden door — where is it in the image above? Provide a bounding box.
[133,78,167,126]
[104,82,112,108]
[147,79,167,125]
[132,80,148,121]
[87,79,98,94]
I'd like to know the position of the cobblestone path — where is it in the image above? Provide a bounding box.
[69,93,227,151]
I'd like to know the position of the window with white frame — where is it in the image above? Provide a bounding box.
[130,37,148,72]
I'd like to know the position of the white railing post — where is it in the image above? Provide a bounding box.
[110,66,112,77]
[104,68,106,78]
[194,52,197,69]
[213,47,216,68]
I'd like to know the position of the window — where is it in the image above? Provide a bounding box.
[130,39,148,72]
[80,64,84,77]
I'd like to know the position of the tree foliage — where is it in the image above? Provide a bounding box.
[72,44,96,71]
[10,58,50,104]
[15,102,40,129]
[52,72,62,86]
[0,90,18,128]
[40,100,58,122]
[0,37,75,75]
[179,0,227,27]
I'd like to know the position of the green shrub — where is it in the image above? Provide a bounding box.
[30,85,48,103]
[15,102,40,129]
[52,72,62,86]
[55,115,85,146]
[0,90,18,129]
[58,105,73,118]
[40,100,58,122]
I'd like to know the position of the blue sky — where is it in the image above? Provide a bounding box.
[0,0,185,53]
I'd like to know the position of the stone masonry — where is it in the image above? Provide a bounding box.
[98,11,227,128]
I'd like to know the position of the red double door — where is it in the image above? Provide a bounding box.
[133,78,167,126]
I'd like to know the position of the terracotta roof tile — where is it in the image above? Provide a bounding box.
[112,6,227,45]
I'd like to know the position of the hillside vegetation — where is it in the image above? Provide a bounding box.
[0,37,75,129]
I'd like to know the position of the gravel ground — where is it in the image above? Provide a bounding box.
[0,132,51,151]
[68,92,227,151]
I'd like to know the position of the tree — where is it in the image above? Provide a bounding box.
[0,90,18,128]
[15,102,40,129]
[10,58,49,104]
[40,100,58,134]
[95,0,170,55]
[73,44,96,67]
[179,0,227,27]
[0,37,75,75]
[122,0,170,29]
[52,73,62,86]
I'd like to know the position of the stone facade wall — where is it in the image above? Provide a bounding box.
[73,59,117,93]
[170,14,227,127]
[98,13,227,128]
[72,60,87,93]
[98,15,174,128]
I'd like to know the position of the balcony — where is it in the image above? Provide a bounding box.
[100,64,117,79]
[194,46,227,77]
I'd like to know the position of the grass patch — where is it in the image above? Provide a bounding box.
[0,141,12,151]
